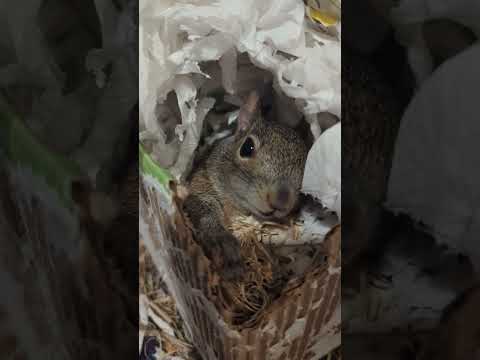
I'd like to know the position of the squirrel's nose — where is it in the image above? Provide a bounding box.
[267,183,295,211]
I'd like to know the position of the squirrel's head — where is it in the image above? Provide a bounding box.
[224,91,308,221]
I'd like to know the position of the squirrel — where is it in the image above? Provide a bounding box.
[183,91,308,280]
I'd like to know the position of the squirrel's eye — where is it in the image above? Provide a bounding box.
[240,137,255,158]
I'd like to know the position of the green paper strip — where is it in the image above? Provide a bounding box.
[139,143,172,190]
[0,100,84,209]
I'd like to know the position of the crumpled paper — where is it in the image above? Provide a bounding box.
[302,122,341,218]
[139,0,341,180]
[391,0,480,85]
[386,42,480,271]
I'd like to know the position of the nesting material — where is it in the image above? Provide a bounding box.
[229,203,338,247]
[215,235,280,327]
[176,193,340,329]
[140,179,341,360]
[140,241,194,359]
[218,203,339,328]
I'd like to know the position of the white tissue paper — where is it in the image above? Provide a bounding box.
[139,0,341,181]
[391,0,480,85]
[302,123,341,218]
[386,43,480,269]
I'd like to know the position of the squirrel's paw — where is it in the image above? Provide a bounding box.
[209,233,246,281]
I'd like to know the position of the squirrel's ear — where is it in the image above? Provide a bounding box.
[236,91,260,135]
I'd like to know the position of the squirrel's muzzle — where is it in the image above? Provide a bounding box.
[266,182,297,217]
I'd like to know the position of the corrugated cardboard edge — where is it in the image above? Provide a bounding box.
[140,178,341,359]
